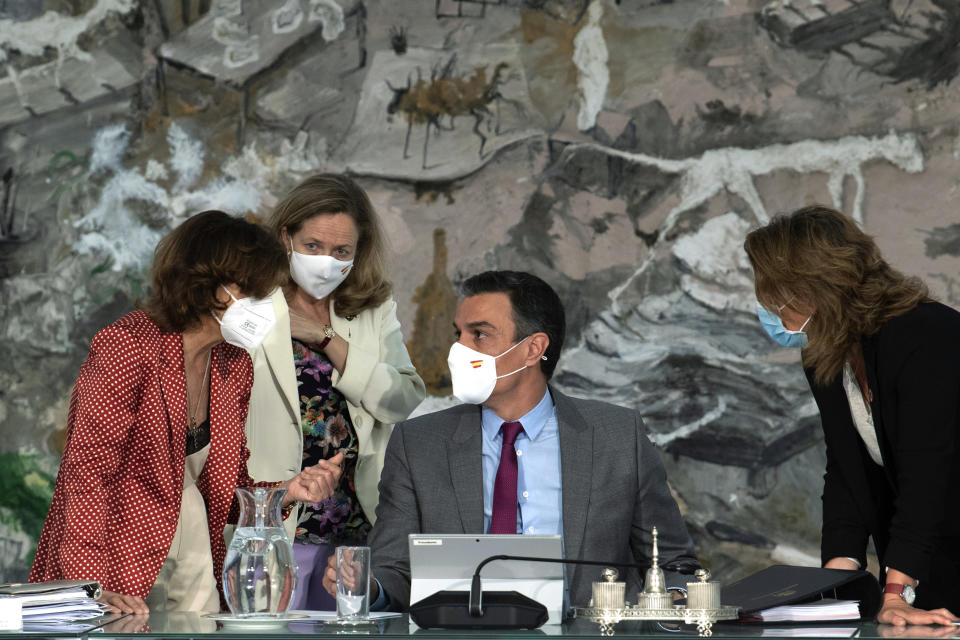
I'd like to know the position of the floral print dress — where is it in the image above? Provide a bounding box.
[293,339,371,546]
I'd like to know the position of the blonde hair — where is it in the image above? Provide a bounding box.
[744,205,930,386]
[270,174,392,318]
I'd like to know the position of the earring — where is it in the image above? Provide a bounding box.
[541,355,548,361]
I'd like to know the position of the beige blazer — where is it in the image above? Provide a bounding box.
[244,289,426,539]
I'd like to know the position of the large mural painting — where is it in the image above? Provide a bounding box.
[1,0,959,583]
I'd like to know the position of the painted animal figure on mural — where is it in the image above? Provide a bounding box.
[385,55,525,169]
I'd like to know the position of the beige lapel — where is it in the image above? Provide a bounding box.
[258,289,300,425]
[327,298,376,448]
[328,296,350,342]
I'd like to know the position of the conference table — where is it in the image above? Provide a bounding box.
[2,613,955,640]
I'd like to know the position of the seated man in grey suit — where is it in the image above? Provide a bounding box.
[322,270,699,610]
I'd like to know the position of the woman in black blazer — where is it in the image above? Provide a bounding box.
[745,205,960,626]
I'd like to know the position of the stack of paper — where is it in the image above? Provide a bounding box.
[747,598,860,623]
[15,586,108,622]
[0,582,108,627]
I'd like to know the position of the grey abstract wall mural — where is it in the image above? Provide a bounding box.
[1,0,959,583]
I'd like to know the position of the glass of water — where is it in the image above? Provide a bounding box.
[336,546,371,621]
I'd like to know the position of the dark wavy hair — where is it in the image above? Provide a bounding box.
[461,270,566,379]
[270,174,392,318]
[142,210,287,333]
[744,205,930,385]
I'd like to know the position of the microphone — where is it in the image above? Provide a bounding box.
[409,554,698,630]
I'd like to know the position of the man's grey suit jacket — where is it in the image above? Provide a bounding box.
[368,386,699,610]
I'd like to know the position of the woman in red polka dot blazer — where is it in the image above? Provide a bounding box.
[30,212,345,614]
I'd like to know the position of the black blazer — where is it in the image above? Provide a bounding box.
[806,301,960,610]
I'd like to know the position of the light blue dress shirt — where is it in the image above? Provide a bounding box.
[481,388,563,536]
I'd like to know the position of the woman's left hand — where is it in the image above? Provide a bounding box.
[878,595,958,626]
[282,451,344,505]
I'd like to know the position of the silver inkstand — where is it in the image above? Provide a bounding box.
[572,527,739,636]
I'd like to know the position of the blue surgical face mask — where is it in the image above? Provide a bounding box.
[757,301,811,349]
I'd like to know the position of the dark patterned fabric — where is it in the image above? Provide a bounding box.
[292,339,371,545]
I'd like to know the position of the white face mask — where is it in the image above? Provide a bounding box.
[289,250,354,300]
[447,337,529,405]
[213,285,276,350]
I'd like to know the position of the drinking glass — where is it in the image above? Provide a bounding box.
[336,546,371,621]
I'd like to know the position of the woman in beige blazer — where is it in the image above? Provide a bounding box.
[245,174,426,610]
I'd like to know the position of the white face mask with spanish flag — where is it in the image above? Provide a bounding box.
[447,337,529,405]
[288,250,354,300]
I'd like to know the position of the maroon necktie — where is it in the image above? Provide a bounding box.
[490,421,524,534]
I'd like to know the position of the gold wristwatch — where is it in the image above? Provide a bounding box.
[318,325,335,350]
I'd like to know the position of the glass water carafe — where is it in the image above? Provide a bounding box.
[222,487,297,617]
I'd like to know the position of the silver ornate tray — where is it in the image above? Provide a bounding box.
[572,528,740,636]
[572,604,740,636]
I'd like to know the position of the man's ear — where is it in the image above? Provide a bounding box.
[524,332,550,367]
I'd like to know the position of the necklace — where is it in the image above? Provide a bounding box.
[187,351,212,449]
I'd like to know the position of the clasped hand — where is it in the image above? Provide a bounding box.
[282,451,344,506]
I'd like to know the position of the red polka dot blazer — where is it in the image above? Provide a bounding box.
[30,310,258,600]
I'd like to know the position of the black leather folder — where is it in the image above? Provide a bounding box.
[721,565,882,619]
